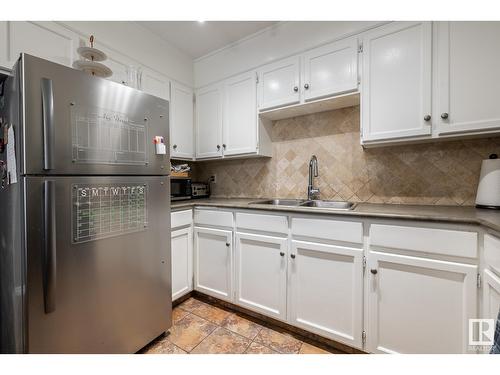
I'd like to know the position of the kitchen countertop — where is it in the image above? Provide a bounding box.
[171,198,500,233]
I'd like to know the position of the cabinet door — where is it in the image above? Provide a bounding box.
[195,84,223,159]
[170,82,194,159]
[235,232,287,320]
[483,270,500,321]
[194,227,232,301]
[436,22,500,135]
[289,240,364,348]
[303,37,359,101]
[171,227,193,301]
[361,21,432,142]
[223,72,258,156]
[258,56,300,111]
[366,251,477,353]
[141,68,170,101]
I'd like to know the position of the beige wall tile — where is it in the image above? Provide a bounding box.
[193,106,500,206]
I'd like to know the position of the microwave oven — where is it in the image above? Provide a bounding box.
[170,178,192,201]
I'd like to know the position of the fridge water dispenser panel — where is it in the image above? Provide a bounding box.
[71,104,148,165]
[72,183,147,243]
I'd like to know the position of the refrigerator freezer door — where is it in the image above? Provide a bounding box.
[20,54,170,175]
[24,175,171,353]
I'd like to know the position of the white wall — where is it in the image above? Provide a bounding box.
[0,21,193,86]
[194,21,385,88]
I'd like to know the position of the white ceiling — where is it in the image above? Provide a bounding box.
[138,21,278,59]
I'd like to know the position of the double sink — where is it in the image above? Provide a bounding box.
[250,199,356,210]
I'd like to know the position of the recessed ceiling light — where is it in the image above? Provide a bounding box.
[198,20,205,24]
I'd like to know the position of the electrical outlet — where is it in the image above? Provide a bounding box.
[208,175,216,184]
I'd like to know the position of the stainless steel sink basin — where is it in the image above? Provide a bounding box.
[300,200,356,210]
[250,199,308,206]
[250,199,356,210]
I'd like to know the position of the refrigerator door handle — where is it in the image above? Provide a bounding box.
[42,180,57,313]
[41,78,55,170]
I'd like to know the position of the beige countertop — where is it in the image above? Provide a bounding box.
[171,198,500,233]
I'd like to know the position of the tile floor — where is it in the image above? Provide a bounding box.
[140,297,339,354]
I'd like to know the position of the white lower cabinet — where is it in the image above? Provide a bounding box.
[366,251,477,354]
[289,240,364,349]
[235,232,288,320]
[194,227,233,302]
[483,270,500,322]
[171,227,193,301]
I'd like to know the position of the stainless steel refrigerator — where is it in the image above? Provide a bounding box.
[0,54,171,353]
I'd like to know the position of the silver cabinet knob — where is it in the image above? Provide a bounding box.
[173,144,177,149]
[370,269,378,275]
[304,83,310,89]
[217,145,221,150]
[290,254,296,259]
[225,242,230,247]
[280,251,285,257]
[293,86,298,92]
[424,115,431,122]
[441,112,449,119]
[222,144,226,149]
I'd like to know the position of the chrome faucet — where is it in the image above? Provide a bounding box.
[307,155,320,200]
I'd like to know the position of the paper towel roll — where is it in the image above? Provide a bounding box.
[476,156,500,209]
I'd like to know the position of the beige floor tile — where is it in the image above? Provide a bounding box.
[299,342,331,354]
[191,327,251,354]
[254,327,302,354]
[178,298,209,313]
[172,306,189,324]
[144,339,187,354]
[167,313,217,352]
[244,341,279,354]
[220,314,263,340]
[190,303,232,325]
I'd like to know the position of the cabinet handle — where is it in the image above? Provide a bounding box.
[217,145,221,151]
[304,83,310,90]
[370,269,378,275]
[173,144,177,149]
[225,242,230,247]
[293,86,298,92]
[290,254,296,259]
[424,115,431,122]
[222,144,226,149]
[441,112,449,119]
[280,251,285,257]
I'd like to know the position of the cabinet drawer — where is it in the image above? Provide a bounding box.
[370,224,477,258]
[171,209,192,229]
[236,212,288,235]
[194,209,233,228]
[291,217,363,244]
[484,234,500,277]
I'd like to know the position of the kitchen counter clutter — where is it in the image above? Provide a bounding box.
[172,198,500,233]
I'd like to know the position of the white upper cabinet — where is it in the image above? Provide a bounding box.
[258,56,301,111]
[170,82,194,159]
[223,71,258,156]
[361,21,432,143]
[195,84,223,159]
[303,37,359,102]
[141,68,170,101]
[435,22,500,136]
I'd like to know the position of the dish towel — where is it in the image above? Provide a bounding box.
[491,309,500,354]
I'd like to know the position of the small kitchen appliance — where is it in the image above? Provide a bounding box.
[170,177,192,201]
[191,182,210,199]
[476,154,500,209]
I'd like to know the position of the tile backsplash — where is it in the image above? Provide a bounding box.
[193,106,500,206]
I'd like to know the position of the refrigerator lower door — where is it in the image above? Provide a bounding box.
[24,175,171,353]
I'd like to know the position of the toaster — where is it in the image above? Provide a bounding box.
[191,182,210,199]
